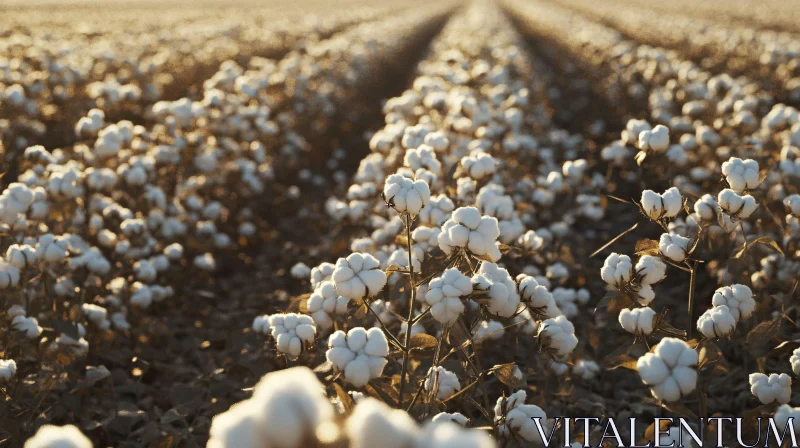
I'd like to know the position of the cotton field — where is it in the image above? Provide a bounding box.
[1,0,800,446]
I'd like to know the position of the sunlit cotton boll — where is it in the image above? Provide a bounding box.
[721,157,759,193]
[290,262,311,280]
[537,315,578,357]
[383,173,431,216]
[207,367,334,448]
[311,262,336,290]
[638,124,670,152]
[659,233,690,262]
[694,194,719,221]
[23,425,92,448]
[332,253,387,300]
[307,281,350,330]
[460,152,496,180]
[774,405,800,433]
[696,305,737,339]
[717,189,758,219]
[425,268,472,326]
[438,207,501,262]
[494,390,551,443]
[573,359,600,380]
[472,262,520,318]
[637,337,698,402]
[635,255,667,285]
[518,275,561,318]
[0,359,16,381]
[346,398,418,448]
[641,187,682,220]
[711,284,755,321]
[0,259,21,289]
[474,320,505,342]
[326,327,389,387]
[424,366,461,400]
[791,348,800,376]
[268,313,316,360]
[750,373,791,404]
[601,253,632,287]
[618,307,656,335]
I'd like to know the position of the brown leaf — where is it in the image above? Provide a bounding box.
[634,238,660,256]
[492,363,523,388]
[333,383,355,413]
[662,400,697,419]
[697,339,728,374]
[607,354,638,371]
[747,318,781,357]
[409,333,438,351]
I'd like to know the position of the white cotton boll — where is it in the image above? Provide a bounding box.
[163,243,183,261]
[518,230,545,252]
[518,275,560,318]
[474,320,504,342]
[601,253,633,287]
[623,119,652,145]
[785,195,800,217]
[775,405,800,433]
[666,145,688,165]
[791,348,800,376]
[6,244,36,269]
[750,373,792,404]
[418,420,495,448]
[637,337,698,402]
[346,398,418,448]
[425,268,472,326]
[130,282,153,308]
[494,390,550,443]
[0,359,16,381]
[546,263,568,281]
[639,125,670,152]
[718,189,758,219]
[552,288,578,318]
[134,259,157,282]
[697,305,737,339]
[412,226,441,256]
[383,173,431,216]
[694,194,719,221]
[23,424,92,448]
[36,234,68,264]
[0,259,21,289]
[425,366,461,400]
[12,315,42,338]
[82,303,109,330]
[404,145,441,174]
[711,285,755,321]
[573,360,600,380]
[431,412,469,426]
[208,367,334,448]
[311,262,335,290]
[472,262,520,318]
[601,141,630,165]
[562,159,587,180]
[386,248,421,276]
[640,187,682,220]
[721,157,760,193]
[326,327,388,387]
[419,194,454,226]
[269,313,316,360]
[307,281,350,330]
[332,253,387,300]
[538,316,578,357]
[461,153,496,180]
[618,307,656,335]
[438,207,501,262]
[635,255,667,285]
[659,233,690,262]
[253,315,271,334]
[636,284,656,306]
[194,253,216,271]
[291,263,311,280]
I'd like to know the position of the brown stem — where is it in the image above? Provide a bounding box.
[398,213,417,409]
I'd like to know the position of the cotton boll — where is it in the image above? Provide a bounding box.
[11,315,42,338]
[775,405,800,433]
[461,153,496,180]
[573,359,600,380]
[635,255,667,285]
[307,281,350,330]
[326,327,388,387]
[474,320,504,342]
[208,367,334,448]
[291,263,311,280]
[618,307,656,335]
[538,316,578,356]
[640,187,682,220]
[694,194,719,221]
[659,233,690,262]
[711,285,755,321]
[418,420,495,448]
[639,124,669,152]
[6,244,36,269]
[424,366,461,400]
[419,194,454,226]
[623,119,652,145]
[438,207,501,262]
[0,359,16,381]
[718,189,757,218]
[750,373,792,404]
[431,412,469,426]
[518,275,561,318]
[601,253,632,287]
[637,337,698,402]
[601,140,630,165]
[721,157,760,193]
[346,398,418,448]
[425,268,471,326]
[23,425,92,448]
[36,233,68,264]
[332,253,387,300]
[311,262,336,290]
[383,173,431,216]
[472,262,519,318]
[696,305,737,339]
[194,253,216,271]
[494,390,550,443]
[269,313,316,360]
